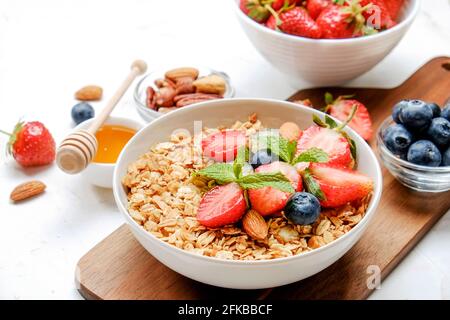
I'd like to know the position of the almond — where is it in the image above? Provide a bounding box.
[279,122,301,141]
[75,85,103,101]
[193,74,226,96]
[165,67,199,82]
[242,209,268,241]
[10,180,46,202]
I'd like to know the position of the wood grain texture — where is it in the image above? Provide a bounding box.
[76,57,450,300]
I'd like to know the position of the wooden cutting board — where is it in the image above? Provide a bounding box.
[76,57,450,300]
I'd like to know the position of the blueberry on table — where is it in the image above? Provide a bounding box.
[407,140,442,167]
[382,124,413,158]
[284,192,321,225]
[71,102,95,125]
[399,100,433,131]
[392,100,409,123]
[426,117,450,148]
[426,102,441,118]
[442,147,450,166]
[250,149,278,169]
[442,104,450,122]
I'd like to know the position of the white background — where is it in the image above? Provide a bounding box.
[0,0,449,299]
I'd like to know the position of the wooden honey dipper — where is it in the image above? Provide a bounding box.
[56,60,147,174]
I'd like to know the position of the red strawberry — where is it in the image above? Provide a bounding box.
[306,0,331,20]
[266,14,277,30]
[384,0,404,20]
[327,97,373,140]
[197,182,247,228]
[297,126,354,168]
[248,161,302,216]
[271,0,298,11]
[309,163,373,208]
[360,0,396,29]
[269,7,322,39]
[239,0,270,23]
[316,1,368,39]
[1,121,55,167]
[202,130,247,162]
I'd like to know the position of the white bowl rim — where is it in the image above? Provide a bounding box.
[113,98,383,266]
[233,0,421,44]
[76,116,144,168]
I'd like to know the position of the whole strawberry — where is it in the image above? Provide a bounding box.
[268,7,322,39]
[360,0,396,29]
[384,0,404,21]
[306,0,331,20]
[316,0,368,39]
[271,0,298,11]
[1,121,56,167]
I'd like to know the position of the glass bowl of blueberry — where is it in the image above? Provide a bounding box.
[377,99,450,192]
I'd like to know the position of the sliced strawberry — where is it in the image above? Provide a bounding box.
[309,163,373,208]
[328,98,373,141]
[197,182,247,228]
[248,161,302,216]
[297,126,354,168]
[202,130,247,162]
[306,0,331,20]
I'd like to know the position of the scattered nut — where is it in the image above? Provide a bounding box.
[193,74,226,95]
[165,67,199,82]
[146,87,156,110]
[279,122,301,141]
[10,180,46,202]
[155,78,175,89]
[75,85,103,101]
[175,76,195,95]
[242,209,268,241]
[176,93,221,108]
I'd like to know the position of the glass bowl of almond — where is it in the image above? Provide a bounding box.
[134,66,235,122]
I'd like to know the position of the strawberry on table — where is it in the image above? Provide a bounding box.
[202,130,247,162]
[308,163,373,208]
[297,126,354,168]
[360,0,396,29]
[196,182,247,228]
[267,6,322,39]
[1,121,56,167]
[326,94,373,140]
[306,0,331,20]
[248,161,302,216]
[316,0,369,39]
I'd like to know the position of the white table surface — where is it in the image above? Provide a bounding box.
[0,0,449,300]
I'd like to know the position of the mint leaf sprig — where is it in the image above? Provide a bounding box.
[194,146,294,193]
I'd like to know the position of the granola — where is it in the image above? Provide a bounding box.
[122,116,372,260]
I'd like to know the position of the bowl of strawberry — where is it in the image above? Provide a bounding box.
[113,98,382,289]
[234,0,420,85]
[378,99,450,192]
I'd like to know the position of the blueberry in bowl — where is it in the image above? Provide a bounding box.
[377,98,450,192]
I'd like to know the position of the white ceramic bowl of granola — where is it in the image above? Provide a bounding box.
[113,99,382,289]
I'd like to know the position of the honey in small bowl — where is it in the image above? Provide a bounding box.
[93,124,136,164]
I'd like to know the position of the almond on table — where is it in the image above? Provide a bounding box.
[10,180,46,202]
[75,85,103,101]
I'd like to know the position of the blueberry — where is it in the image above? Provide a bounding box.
[284,192,321,225]
[426,117,450,148]
[442,147,450,166]
[407,140,442,167]
[250,149,278,169]
[71,102,95,125]
[382,124,413,158]
[442,102,450,122]
[426,102,441,118]
[399,100,433,131]
[392,100,409,123]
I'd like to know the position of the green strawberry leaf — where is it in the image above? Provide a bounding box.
[237,172,294,193]
[292,148,329,165]
[325,115,338,129]
[340,131,358,164]
[302,168,326,201]
[195,163,237,185]
[313,114,328,128]
[324,92,334,105]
